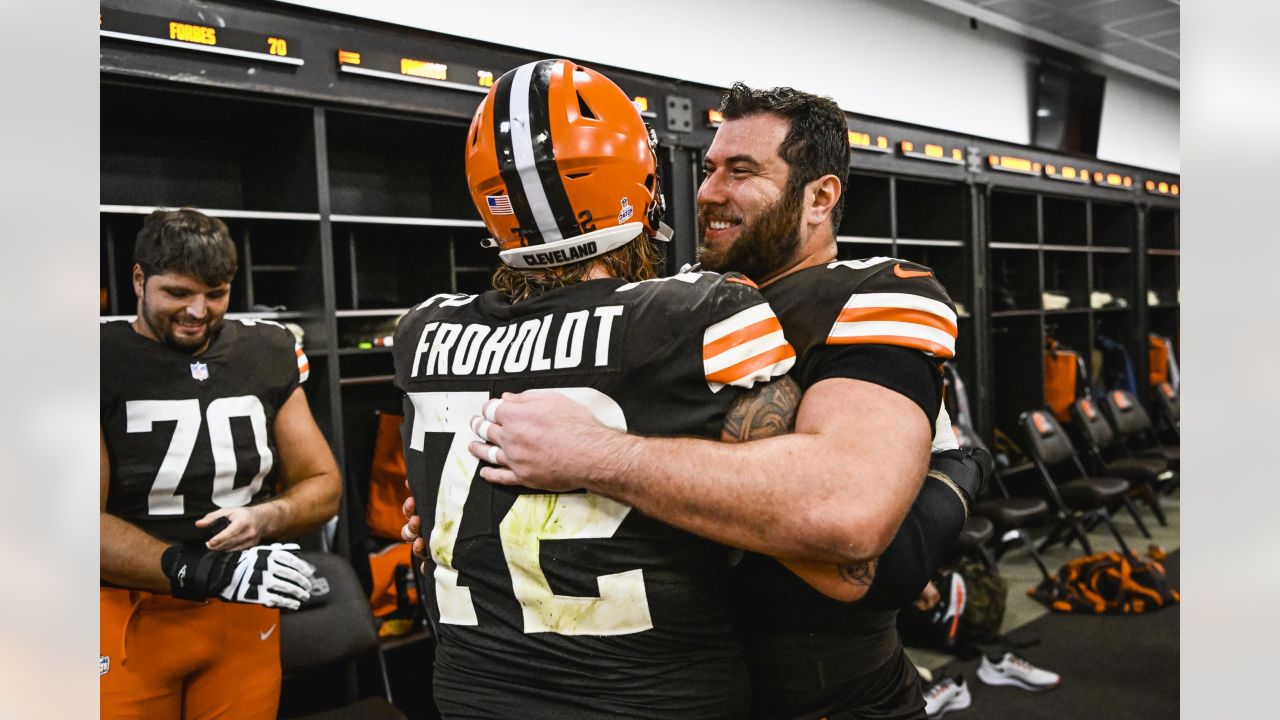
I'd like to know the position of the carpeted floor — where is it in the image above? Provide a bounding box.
[930,551,1179,719]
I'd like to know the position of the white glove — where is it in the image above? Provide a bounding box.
[217,542,316,611]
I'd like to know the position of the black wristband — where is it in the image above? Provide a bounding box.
[161,544,235,601]
[930,448,991,506]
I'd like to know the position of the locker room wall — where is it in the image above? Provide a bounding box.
[270,0,1180,173]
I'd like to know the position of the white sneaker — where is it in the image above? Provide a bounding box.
[923,675,972,718]
[977,652,1060,691]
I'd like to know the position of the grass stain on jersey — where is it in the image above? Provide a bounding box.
[498,492,653,635]
[432,517,459,567]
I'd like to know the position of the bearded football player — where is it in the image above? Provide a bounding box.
[391,59,825,718]
[459,83,988,720]
[100,208,341,719]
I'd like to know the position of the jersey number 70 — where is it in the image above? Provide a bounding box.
[405,389,654,637]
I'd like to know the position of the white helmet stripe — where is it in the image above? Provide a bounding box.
[508,61,563,243]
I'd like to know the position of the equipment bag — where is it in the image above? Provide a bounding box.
[365,412,410,540]
[368,542,419,620]
[954,556,1009,644]
[1044,338,1088,422]
[1029,550,1179,614]
[1148,334,1171,387]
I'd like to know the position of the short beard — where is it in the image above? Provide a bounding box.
[697,182,804,283]
[141,294,217,354]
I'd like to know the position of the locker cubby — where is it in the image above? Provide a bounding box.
[1043,196,1087,246]
[836,239,895,261]
[336,315,401,352]
[1148,307,1180,355]
[333,224,458,310]
[455,269,497,296]
[1092,310,1140,394]
[989,248,1040,312]
[989,190,1038,245]
[101,83,318,212]
[298,353,337,440]
[1148,255,1180,306]
[452,231,498,268]
[338,350,396,379]
[896,179,966,241]
[1092,253,1137,306]
[1045,314,1091,368]
[1147,207,1178,250]
[1091,201,1136,249]
[839,173,892,239]
[325,109,475,219]
[991,315,1045,436]
[1043,250,1089,310]
[954,318,976,372]
[101,213,146,316]
[235,221,323,314]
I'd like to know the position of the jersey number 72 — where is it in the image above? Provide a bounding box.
[405,389,653,637]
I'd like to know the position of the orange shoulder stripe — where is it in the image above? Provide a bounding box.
[703,316,783,360]
[835,307,958,336]
[706,344,796,384]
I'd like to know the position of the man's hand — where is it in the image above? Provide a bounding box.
[161,541,315,611]
[400,489,427,573]
[465,392,637,492]
[914,580,942,611]
[197,506,275,551]
[217,543,316,611]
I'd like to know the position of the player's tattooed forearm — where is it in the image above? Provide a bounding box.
[721,375,800,443]
[839,559,876,587]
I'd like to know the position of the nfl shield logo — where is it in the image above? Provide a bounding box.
[100,655,110,676]
[190,362,209,381]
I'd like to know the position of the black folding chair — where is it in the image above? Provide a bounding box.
[1070,397,1173,526]
[1102,389,1180,480]
[952,422,1053,582]
[280,553,407,720]
[1153,382,1181,440]
[1018,410,1146,558]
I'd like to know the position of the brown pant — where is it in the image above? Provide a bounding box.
[100,588,281,720]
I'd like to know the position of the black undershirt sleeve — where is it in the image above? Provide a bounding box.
[800,343,967,610]
[800,344,942,424]
[859,475,968,609]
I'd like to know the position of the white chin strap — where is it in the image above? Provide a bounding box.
[497,221,671,269]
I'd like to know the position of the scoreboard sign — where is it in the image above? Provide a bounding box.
[101,8,303,66]
[334,47,496,95]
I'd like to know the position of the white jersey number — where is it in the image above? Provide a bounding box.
[126,396,274,515]
[406,388,653,636]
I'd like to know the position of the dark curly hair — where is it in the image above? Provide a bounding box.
[720,83,850,231]
[134,208,238,286]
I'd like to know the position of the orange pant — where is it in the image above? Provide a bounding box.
[100,588,281,720]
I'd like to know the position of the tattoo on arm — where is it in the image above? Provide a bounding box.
[839,559,876,587]
[721,375,801,443]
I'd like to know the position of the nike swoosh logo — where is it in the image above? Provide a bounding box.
[260,624,277,641]
[894,263,933,279]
